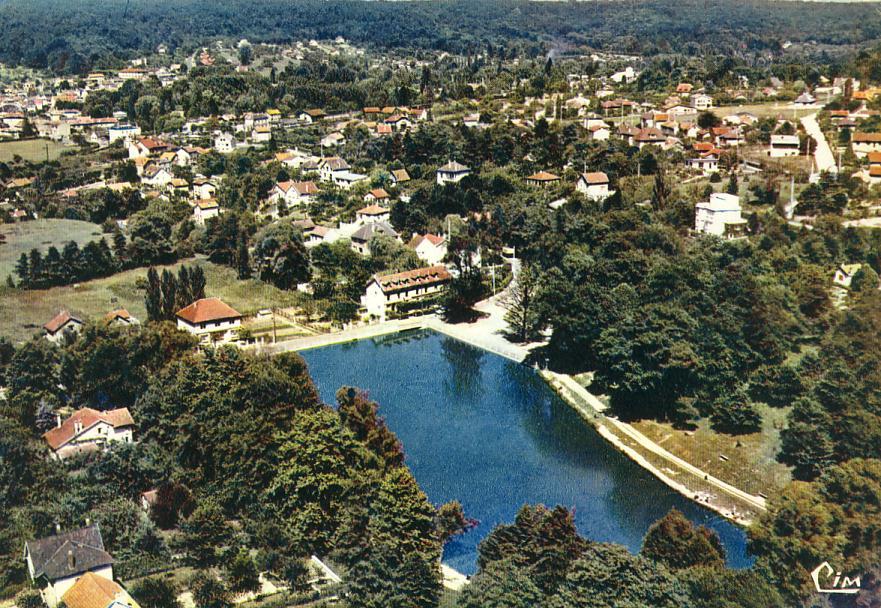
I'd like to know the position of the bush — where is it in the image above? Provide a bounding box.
[710,390,762,434]
[130,576,180,608]
[15,589,44,608]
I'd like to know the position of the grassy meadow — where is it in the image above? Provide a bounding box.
[0,219,105,279]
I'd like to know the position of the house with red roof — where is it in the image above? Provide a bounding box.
[362,266,452,321]
[43,311,84,344]
[175,297,242,345]
[408,233,448,265]
[576,172,612,200]
[43,407,135,460]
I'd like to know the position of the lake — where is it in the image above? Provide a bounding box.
[301,329,753,574]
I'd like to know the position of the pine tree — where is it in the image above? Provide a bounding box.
[176,265,193,309]
[652,167,670,211]
[236,234,250,280]
[727,172,739,195]
[145,267,162,322]
[15,253,29,287]
[191,266,206,301]
[28,249,43,288]
[160,269,177,320]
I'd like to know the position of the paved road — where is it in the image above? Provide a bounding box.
[801,113,837,174]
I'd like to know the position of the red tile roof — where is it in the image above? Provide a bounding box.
[854,132,881,143]
[44,310,82,334]
[176,297,241,324]
[357,204,389,216]
[44,407,135,450]
[372,265,452,295]
[367,188,389,199]
[526,171,560,182]
[581,172,609,184]
[62,572,128,608]
[103,309,131,322]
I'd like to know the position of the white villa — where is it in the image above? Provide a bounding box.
[43,311,84,343]
[694,192,748,239]
[436,161,471,185]
[576,172,612,200]
[408,233,448,265]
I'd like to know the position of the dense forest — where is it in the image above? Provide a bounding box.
[1,0,881,73]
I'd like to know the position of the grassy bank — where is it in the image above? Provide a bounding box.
[0,138,72,162]
[0,219,105,278]
[0,257,308,342]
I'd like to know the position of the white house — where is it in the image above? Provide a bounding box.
[103,309,139,327]
[252,126,272,143]
[299,109,326,123]
[356,204,391,224]
[43,311,83,344]
[43,407,135,460]
[610,66,637,84]
[686,154,720,174]
[853,133,881,157]
[362,265,453,321]
[576,172,611,200]
[25,526,114,608]
[331,170,368,190]
[436,161,471,185]
[318,157,351,182]
[271,181,319,206]
[193,199,220,226]
[692,93,713,111]
[350,221,399,255]
[364,188,390,203]
[408,233,447,265]
[176,297,243,345]
[214,132,236,153]
[769,134,800,157]
[320,132,345,147]
[108,124,140,144]
[794,91,817,107]
[192,177,217,200]
[694,192,747,239]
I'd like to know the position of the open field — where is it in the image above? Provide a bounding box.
[0,219,104,278]
[0,257,309,343]
[711,103,816,120]
[631,402,792,499]
[0,138,73,162]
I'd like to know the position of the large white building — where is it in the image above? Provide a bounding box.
[768,134,800,158]
[436,161,471,185]
[694,193,747,239]
[362,266,452,321]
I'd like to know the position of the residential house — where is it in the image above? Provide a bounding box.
[251,126,272,143]
[525,171,561,187]
[25,525,114,608]
[304,225,339,248]
[686,152,720,174]
[271,181,319,207]
[214,132,235,153]
[318,157,351,182]
[62,572,140,608]
[175,297,243,345]
[389,169,411,186]
[385,114,413,131]
[351,221,399,255]
[408,233,447,265]
[853,133,881,156]
[692,93,713,111]
[43,310,83,343]
[364,188,390,203]
[299,109,326,123]
[142,166,173,188]
[576,172,611,200]
[332,170,368,190]
[192,177,217,200]
[436,161,471,185]
[108,125,140,144]
[769,134,800,157]
[43,407,135,460]
[103,309,138,327]
[320,132,345,147]
[362,266,453,321]
[128,137,169,159]
[193,199,220,226]
[794,91,817,107]
[588,124,611,141]
[694,193,747,239]
[356,204,391,224]
[633,128,666,149]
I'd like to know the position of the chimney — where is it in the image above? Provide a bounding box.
[85,517,91,527]
[67,550,75,571]
[56,414,62,428]
[55,522,61,534]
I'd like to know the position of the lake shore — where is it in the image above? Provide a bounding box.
[257,310,765,528]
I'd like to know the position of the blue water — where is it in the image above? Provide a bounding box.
[301,329,753,574]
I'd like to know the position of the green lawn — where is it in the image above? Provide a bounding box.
[711,103,816,120]
[0,257,308,343]
[0,138,73,162]
[0,219,105,279]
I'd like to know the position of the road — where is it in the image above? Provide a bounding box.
[801,113,837,174]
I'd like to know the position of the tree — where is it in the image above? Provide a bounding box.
[851,265,880,292]
[435,500,476,544]
[160,269,177,321]
[238,43,253,66]
[726,172,738,196]
[459,559,544,608]
[443,236,485,322]
[697,111,721,129]
[130,576,180,608]
[652,166,670,211]
[150,482,196,529]
[14,589,43,608]
[502,263,543,343]
[236,233,250,280]
[181,500,229,566]
[709,389,762,434]
[189,573,231,608]
[227,549,260,594]
[640,508,725,570]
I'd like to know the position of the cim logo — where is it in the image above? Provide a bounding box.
[812,562,861,595]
